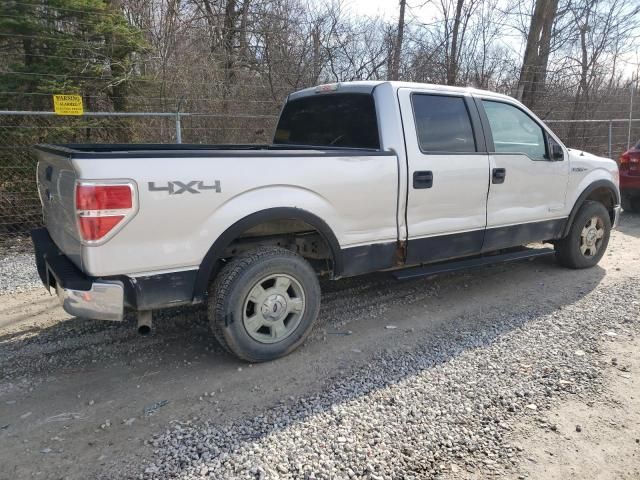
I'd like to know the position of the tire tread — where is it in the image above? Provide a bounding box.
[555,200,611,269]
[208,246,315,361]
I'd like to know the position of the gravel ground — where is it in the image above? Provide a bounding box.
[1,213,639,480]
[142,281,639,480]
[0,252,40,294]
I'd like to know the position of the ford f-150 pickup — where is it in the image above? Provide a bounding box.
[31,81,621,362]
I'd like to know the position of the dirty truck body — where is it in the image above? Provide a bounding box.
[32,81,621,361]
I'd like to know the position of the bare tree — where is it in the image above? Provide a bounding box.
[563,0,640,141]
[390,0,407,81]
[443,0,481,85]
[516,0,559,108]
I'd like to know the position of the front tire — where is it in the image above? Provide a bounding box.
[555,201,611,269]
[208,246,321,362]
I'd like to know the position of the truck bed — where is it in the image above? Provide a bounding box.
[34,143,400,278]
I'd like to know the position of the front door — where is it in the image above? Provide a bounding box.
[398,88,491,265]
[477,98,569,251]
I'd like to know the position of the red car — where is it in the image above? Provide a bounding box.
[620,140,640,212]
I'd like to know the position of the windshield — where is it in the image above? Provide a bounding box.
[274,93,380,149]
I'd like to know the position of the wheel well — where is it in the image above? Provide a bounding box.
[192,208,342,301]
[562,181,619,238]
[222,218,334,275]
[585,186,615,222]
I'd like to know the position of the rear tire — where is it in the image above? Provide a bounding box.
[208,246,321,362]
[555,201,611,269]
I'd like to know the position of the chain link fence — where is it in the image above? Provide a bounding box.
[0,109,639,251]
[545,118,640,158]
[0,110,279,250]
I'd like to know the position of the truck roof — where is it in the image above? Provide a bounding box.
[288,80,514,103]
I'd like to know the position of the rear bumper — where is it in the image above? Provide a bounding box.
[31,228,199,319]
[620,171,640,193]
[55,281,124,321]
[621,187,640,198]
[32,228,124,321]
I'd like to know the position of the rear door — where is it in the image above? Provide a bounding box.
[398,88,490,265]
[477,98,569,251]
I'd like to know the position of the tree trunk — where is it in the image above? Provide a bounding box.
[223,0,238,89]
[516,0,558,109]
[312,25,321,83]
[447,0,465,86]
[568,13,591,145]
[104,0,130,141]
[390,0,406,81]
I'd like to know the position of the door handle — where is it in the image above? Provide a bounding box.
[413,171,433,189]
[492,168,506,184]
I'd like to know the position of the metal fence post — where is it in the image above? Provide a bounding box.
[175,112,182,144]
[608,120,612,158]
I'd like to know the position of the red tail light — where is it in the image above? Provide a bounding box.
[620,152,630,169]
[76,185,132,211]
[78,215,125,241]
[75,182,136,243]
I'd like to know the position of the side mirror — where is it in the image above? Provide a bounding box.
[551,142,564,161]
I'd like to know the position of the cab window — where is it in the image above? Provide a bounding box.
[482,100,547,160]
[412,94,477,152]
[274,93,380,149]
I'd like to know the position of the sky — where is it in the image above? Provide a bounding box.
[346,0,438,22]
[345,0,403,19]
[343,0,639,80]
[344,0,526,58]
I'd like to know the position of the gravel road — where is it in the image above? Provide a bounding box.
[1,213,639,479]
[0,252,40,294]
[142,281,639,480]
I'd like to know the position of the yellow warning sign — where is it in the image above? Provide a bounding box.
[53,95,84,116]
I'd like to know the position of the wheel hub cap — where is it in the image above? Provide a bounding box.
[580,215,604,257]
[242,274,306,344]
[261,294,288,321]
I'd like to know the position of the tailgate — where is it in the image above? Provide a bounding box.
[35,147,83,267]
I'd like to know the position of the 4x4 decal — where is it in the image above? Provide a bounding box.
[148,180,221,194]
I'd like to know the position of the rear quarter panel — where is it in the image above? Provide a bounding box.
[74,153,399,276]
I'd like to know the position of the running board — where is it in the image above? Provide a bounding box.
[393,248,555,280]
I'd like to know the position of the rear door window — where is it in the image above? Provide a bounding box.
[411,94,477,153]
[274,93,380,149]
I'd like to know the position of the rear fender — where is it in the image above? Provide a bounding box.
[193,190,343,300]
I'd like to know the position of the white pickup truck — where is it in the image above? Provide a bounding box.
[32,81,620,361]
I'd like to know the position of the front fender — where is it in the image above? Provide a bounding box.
[562,176,620,237]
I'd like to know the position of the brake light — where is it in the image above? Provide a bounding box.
[76,185,132,210]
[75,182,136,243]
[620,152,630,168]
[315,83,340,93]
